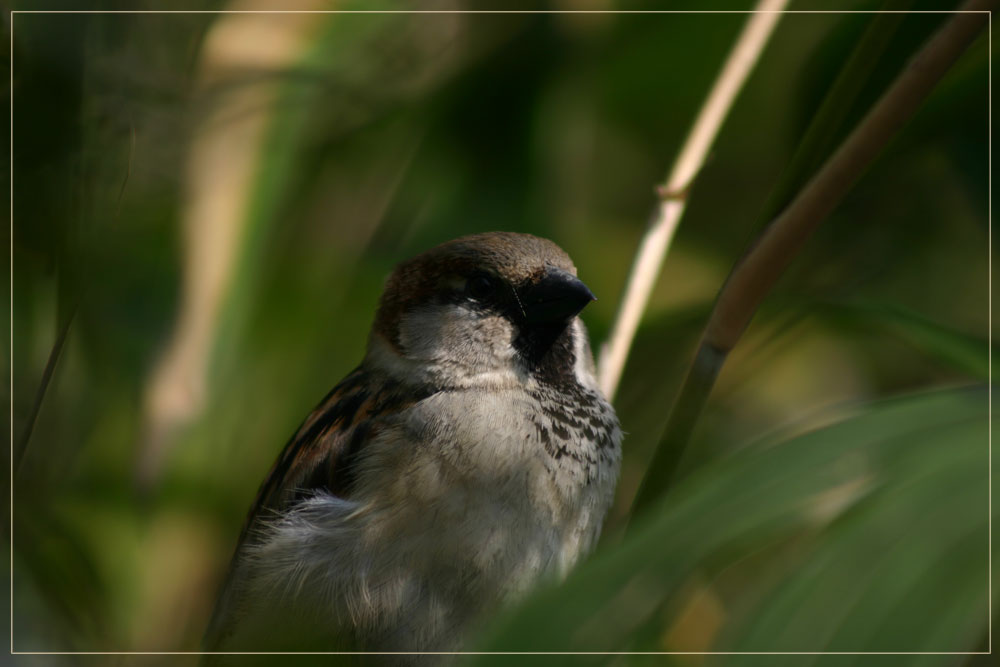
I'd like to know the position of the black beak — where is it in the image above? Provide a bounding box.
[520,267,596,326]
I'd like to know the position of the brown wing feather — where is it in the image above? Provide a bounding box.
[205,367,432,649]
[236,366,369,546]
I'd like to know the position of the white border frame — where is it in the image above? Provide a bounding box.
[7,6,992,658]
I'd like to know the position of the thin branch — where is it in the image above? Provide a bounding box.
[707,3,990,352]
[746,0,911,239]
[597,0,788,402]
[629,0,992,520]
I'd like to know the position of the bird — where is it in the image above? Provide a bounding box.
[204,232,622,655]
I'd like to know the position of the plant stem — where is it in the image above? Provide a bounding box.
[597,0,788,402]
[629,0,992,520]
[14,305,76,473]
[748,0,911,238]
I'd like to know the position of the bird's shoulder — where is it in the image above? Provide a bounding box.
[204,366,434,649]
[239,366,435,544]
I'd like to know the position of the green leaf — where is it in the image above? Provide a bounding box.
[818,300,991,380]
[718,419,987,657]
[750,0,911,238]
[13,500,109,649]
[469,387,989,660]
[210,10,407,380]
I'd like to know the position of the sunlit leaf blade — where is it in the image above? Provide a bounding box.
[210,11,403,378]
[717,419,987,658]
[469,387,988,659]
[817,300,991,381]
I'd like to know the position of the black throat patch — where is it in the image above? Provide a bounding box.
[514,322,579,389]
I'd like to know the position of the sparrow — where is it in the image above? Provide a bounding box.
[204,232,622,654]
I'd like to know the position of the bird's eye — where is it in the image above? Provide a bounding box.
[466,274,497,300]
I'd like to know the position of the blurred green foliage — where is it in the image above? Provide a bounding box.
[7,1,991,661]
[475,388,989,659]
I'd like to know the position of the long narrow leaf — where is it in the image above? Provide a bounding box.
[470,387,988,658]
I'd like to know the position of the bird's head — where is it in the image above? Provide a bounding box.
[368,232,597,388]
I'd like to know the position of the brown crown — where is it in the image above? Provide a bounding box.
[372,232,578,349]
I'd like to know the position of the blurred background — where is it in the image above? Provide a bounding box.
[6,0,993,663]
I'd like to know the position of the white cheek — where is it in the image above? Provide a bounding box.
[571,319,601,392]
[398,303,518,371]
